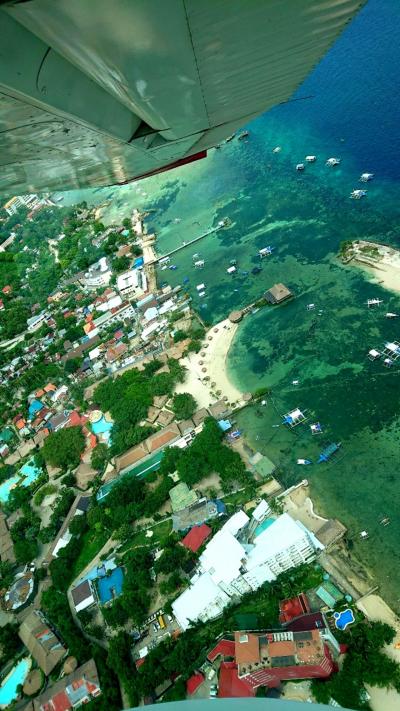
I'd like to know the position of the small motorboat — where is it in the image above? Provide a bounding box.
[238,131,249,140]
[259,246,273,258]
[386,312,399,318]
[360,530,369,540]
[297,459,312,465]
[225,133,236,143]
[306,303,315,311]
[380,517,390,526]
[305,156,317,162]
[326,157,340,167]
[350,189,367,199]
[272,146,282,153]
[366,298,383,307]
[296,163,305,171]
[360,173,374,182]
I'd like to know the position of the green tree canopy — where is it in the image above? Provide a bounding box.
[42,425,85,469]
[171,392,197,420]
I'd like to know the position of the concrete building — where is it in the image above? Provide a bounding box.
[27,311,48,332]
[172,509,323,630]
[93,302,135,332]
[117,268,147,297]
[82,257,112,289]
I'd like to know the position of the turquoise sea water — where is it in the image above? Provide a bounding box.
[61,0,400,608]
[0,657,31,706]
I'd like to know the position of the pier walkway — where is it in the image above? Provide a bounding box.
[152,225,222,263]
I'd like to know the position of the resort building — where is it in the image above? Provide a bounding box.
[172,508,323,630]
[220,617,336,694]
[3,194,45,216]
[81,257,112,289]
[93,302,135,332]
[71,579,96,613]
[117,268,147,297]
[27,311,48,332]
[48,495,90,561]
[265,283,292,304]
[19,610,67,675]
[23,658,101,710]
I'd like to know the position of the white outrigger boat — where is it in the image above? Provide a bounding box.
[350,189,367,199]
[366,298,383,307]
[296,163,305,171]
[326,157,340,167]
[272,146,282,153]
[386,312,399,318]
[360,173,374,182]
[305,155,316,162]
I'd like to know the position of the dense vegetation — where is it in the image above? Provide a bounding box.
[94,358,186,455]
[42,426,85,470]
[159,417,247,490]
[171,392,197,420]
[312,621,400,709]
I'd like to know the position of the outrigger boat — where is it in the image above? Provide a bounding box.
[326,157,340,166]
[318,442,341,463]
[272,146,282,153]
[238,131,249,140]
[296,163,305,171]
[360,173,374,182]
[350,189,367,199]
[305,156,317,162]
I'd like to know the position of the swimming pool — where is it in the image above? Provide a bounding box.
[0,460,41,503]
[334,608,355,631]
[20,461,41,486]
[0,657,31,707]
[254,518,275,537]
[91,415,113,444]
[97,566,124,604]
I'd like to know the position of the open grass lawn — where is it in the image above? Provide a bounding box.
[70,528,110,581]
[121,518,172,555]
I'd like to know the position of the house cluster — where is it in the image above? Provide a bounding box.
[2,194,54,219]
[172,502,324,630]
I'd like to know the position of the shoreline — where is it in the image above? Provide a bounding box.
[343,239,400,295]
[175,318,244,409]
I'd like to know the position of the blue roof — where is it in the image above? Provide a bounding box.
[97,566,124,604]
[134,256,144,267]
[28,399,44,417]
[218,419,232,432]
[215,499,226,514]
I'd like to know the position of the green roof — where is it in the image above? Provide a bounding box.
[169,482,198,513]
[234,613,259,630]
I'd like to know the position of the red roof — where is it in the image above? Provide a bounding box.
[69,410,82,427]
[218,662,255,698]
[279,593,310,623]
[48,690,71,711]
[89,433,97,449]
[136,658,146,669]
[207,639,236,662]
[182,523,212,552]
[186,673,204,695]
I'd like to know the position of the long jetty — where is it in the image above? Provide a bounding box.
[153,224,223,263]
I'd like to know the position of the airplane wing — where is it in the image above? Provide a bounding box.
[0,0,365,196]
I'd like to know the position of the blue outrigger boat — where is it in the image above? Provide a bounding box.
[318,442,341,463]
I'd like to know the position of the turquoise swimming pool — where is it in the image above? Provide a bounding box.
[0,657,31,707]
[254,518,275,537]
[0,460,41,503]
[91,415,113,444]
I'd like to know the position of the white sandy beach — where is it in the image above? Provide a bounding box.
[351,241,400,294]
[174,318,244,409]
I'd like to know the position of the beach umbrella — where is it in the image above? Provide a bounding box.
[201,352,206,357]
[211,382,216,387]
[204,376,210,382]
[243,392,252,401]
[216,389,222,396]
[223,396,229,401]
[202,367,207,372]
[199,360,204,365]
[208,336,213,341]
[213,327,219,333]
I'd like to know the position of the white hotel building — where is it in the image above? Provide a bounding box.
[172,504,323,630]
